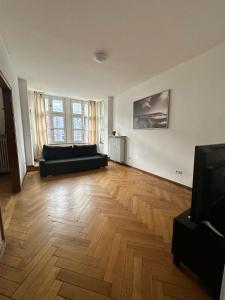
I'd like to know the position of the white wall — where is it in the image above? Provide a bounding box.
[114,43,225,187]
[0,88,4,134]
[0,34,26,183]
[98,96,114,154]
[18,78,34,166]
[108,96,114,137]
[28,90,38,158]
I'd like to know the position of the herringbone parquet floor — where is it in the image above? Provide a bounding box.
[0,162,212,300]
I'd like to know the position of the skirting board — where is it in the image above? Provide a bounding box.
[109,159,192,191]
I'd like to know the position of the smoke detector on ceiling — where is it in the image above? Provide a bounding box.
[94,51,107,63]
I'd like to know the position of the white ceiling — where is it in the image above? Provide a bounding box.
[0,0,224,100]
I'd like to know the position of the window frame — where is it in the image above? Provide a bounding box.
[45,96,67,145]
[70,99,88,144]
[44,95,89,145]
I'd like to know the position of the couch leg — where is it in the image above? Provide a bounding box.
[173,256,180,267]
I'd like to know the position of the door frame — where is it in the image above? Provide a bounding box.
[0,201,5,252]
[0,71,21,193]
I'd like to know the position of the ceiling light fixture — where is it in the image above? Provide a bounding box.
[94,51,107,63]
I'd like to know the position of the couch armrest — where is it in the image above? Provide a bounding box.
[39,157,47,177]
[97,152,108,166]
[39,156,46,165]
[97,153,108,159]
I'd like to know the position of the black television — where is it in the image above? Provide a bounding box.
[191,143,225,223]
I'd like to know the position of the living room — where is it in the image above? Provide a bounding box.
[0,1,224,299]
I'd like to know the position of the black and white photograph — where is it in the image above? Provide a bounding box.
[133,90,170,129]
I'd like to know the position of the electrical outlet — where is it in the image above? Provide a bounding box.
[176,170,183,175]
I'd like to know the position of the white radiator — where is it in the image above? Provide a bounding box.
[109,136,126,163]
[0,135,9,173]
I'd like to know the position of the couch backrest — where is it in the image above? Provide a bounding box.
[73,144,97,157]
[42,145,73,159]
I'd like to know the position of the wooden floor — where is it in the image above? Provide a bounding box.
[0,162,212,300]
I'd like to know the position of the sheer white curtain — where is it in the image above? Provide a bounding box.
[32,91,47,159]
[88,100,97,144]
[96,101,104,144]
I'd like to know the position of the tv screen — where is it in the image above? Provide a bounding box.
[191,143,225,223]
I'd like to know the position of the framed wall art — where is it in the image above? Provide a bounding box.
[133,89,170,129]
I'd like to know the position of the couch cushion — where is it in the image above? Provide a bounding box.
[44,154,106,175]
[42,145,73,159]
[73,144,97,157]
[45,155,102,165]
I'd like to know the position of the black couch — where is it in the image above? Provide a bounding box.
[39,144,108,177]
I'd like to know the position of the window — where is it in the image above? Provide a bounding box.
[71,100,88,144]
[72,102,82,114]
[45,97,66,144]
[44,95,89,144]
